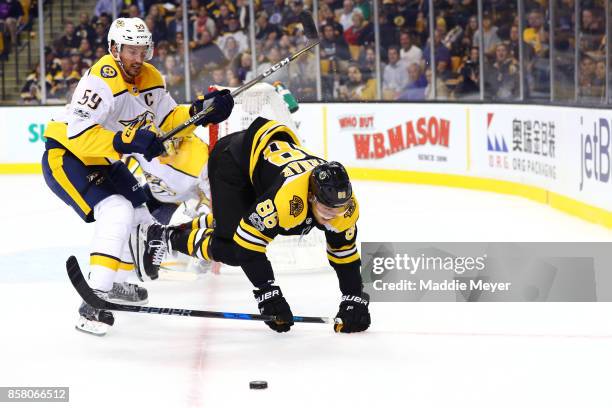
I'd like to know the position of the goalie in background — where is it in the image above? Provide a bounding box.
[141,117,371,334]
[40,17,233,336]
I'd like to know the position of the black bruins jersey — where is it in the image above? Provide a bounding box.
[226,117,361,283]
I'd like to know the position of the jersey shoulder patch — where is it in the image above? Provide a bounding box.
[89,55,127,96]
[274,172,310,229]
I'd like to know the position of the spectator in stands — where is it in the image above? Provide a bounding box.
[461,15,478,52]
[49,56,81,100]
[343,10,373,47]
[485,42,518,99]
[94,45,106,61]
[21,63,52,104]
[457,46,480,99]
[508,25,520,60]
[221,35,240,63]
[44,46,61,77]
[226,68,241,86]
[523,8,549,96]
[358,45,376,79]
[75,12,96,46]
[70,49,88,76]
[338,63,376,100]
[285,0,305,28]
[0,0,23,47]
[91,21,109,50]
[377,11,398,57]
[59,21,81,50]
[398,62,426,100]
[217,14,248,52]
[399,31,422,68]
[236,51,252,82]
[320,23,351,62]
[94,0,122,18]
[337,0,356,32]
[319,3,343,36]
[150,40,169,68]
[167,4,192,44]
[192,28,227,71]
[207,0,236,20]
[472,12,500,59]
[145,14,166,44]
[255,11,282,41]
[127,4,140,18]
[210,67,226,86]
[382,45,408,100]
[266,0,288,25]
[423,29,451,77]
[425,67,449,99]
[523,9,548,57]
[160,54,185,101]
[193,5,217,42]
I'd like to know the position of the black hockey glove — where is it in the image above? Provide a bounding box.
[253,285,294,333]
[334,292,371,333]
[189,89,234,127]
[113,127,164,161]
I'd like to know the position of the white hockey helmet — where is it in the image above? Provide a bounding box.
[107,17,154,61]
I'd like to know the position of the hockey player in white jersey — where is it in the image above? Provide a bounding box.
[41,17,234,335]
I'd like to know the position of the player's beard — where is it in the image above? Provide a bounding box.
[125,64,142,80]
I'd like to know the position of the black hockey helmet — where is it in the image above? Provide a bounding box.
[309,161,352,208]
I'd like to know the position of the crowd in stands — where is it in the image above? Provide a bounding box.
[15,0,611,104]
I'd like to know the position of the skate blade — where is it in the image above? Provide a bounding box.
[75,317,110,336]
[107,297,149,306]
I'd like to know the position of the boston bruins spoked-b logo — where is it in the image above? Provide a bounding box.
[344,197,356,218]
[101,65,117,78]
[289,195,304,217]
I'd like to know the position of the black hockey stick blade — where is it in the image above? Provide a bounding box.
[66,256,331,323]
[300,10,319,40]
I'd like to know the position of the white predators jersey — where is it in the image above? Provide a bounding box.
[44,54,195,166]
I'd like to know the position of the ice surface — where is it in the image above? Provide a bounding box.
[1,175,612,408]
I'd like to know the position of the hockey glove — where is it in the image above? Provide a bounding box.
[189,89,234,127]
[253,285,294,333]
[113,122,165,161]
[334,292,371,333]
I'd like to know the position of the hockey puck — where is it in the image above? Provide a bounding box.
[249,381,268,390]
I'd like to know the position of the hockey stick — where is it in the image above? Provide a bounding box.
[160,11,320,144]
[66,256,331,324]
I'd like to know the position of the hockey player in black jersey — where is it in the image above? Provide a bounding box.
[146,117,370,333]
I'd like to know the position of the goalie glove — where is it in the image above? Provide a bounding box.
[334,292,371,333]
[253,284,294,333]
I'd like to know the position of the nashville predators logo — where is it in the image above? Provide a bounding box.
[289,195,304,217]
[116,20,125,27]
[101,65,117,78]
[343,198,356,218]
[119,111,155,128]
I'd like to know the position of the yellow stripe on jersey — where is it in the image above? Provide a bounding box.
[249,120,301,182]
[90,253,120,271]
[187,229,198,256]
[47,148,92,215]
[233,233,267,253]
[327,251,360,265]
[118,261,134,271]
[239,219,273,243]
[45,121,120,165]
[191,217,200,230]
